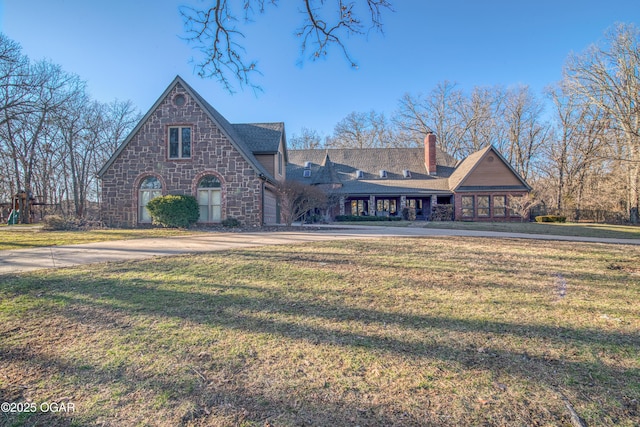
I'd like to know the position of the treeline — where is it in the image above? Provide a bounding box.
[0,33,140,222]
[2,23,638,224]
[290,24,640,223]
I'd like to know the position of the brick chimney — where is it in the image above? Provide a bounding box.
[425,133,437,175]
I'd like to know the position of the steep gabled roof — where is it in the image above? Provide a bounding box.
[233,122,284,153]
[98,76,277,181]
[448,145,531,191]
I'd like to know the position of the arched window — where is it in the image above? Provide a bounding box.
[197,175,222,222]
[139,176,162,223]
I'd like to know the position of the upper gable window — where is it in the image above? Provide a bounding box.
[168,126,191,159]
[173,94,186,107]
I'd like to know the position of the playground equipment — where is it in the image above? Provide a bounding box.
[7,209,19,225]
[6,191,32,225]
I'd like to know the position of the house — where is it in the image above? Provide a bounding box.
[287,134,531,221]
[98,76,287,227]
[98,76,529,227]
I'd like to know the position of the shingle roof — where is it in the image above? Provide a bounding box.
[288,148,456,194]
[232,122,284,154]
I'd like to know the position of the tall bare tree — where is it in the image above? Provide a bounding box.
[0,33,140,222]
[545,82,607,213]
[564,23,640,222]
[1,58,84,222]
[500,85,550,181]
[289,127,325,149]
[396,81,467,158]
[329,110,398,148]
[180,0,393,92]
[457,85,505,153]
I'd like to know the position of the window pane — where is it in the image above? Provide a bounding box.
[140,191,151,205]
[478,196,490,217]
[169,128,179,158]
[462,196,474,217]
[182,128,191,157]
[197,189,209,205]
[493,196,506,217]
[211,190,221,205]
[199,205,209,222]
[198,175,221,188]
[139,191,159,222]
[211,203,221,222]
[140,176,161,189]
[140,205,151,222]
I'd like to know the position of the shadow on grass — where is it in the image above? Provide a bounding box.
[1,244,639,426]
[1,328,428,426]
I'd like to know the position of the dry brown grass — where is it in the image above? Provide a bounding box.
[1,237,638,426]
[0,227,199,251]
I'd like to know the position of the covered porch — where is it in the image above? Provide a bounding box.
[340,193,453,220]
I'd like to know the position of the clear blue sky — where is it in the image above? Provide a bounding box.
[1,0,639,139]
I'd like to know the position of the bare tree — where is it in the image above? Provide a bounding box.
[328,110,398,148]
[545,82,607,214]
[276,180,327,226]
[457,85,505,154]
[508,193,540,222]
[564,23,640,223]
[1,58,85,223]
[102,99,140,153]
[180,0,393,92]
[0,33,140,222]
[500,85,550,181]
[289,126,325,149]
[396,81,467,157]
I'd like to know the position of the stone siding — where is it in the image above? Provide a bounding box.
[101,83,263,227]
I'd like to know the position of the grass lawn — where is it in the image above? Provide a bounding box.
[1,237,639,426]
[337,220,640,240]
[0,226,199,251]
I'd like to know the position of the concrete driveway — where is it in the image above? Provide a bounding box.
[1,225,638,276]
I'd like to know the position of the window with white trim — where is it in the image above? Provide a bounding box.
[139,176,162,223]
[197,175,222,222]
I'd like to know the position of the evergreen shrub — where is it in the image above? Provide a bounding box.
[146,195,199,228]
[535,215,567,223]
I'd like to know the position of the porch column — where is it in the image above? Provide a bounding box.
[400,195,407,211]
[430,195,437,220]
[339,196,346,215]
[369,195,376,216]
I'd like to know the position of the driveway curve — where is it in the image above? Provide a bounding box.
[1,224,638,276]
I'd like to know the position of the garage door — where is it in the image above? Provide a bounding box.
[263,189,278,225]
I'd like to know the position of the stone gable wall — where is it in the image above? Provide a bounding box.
[100,83,263,227]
